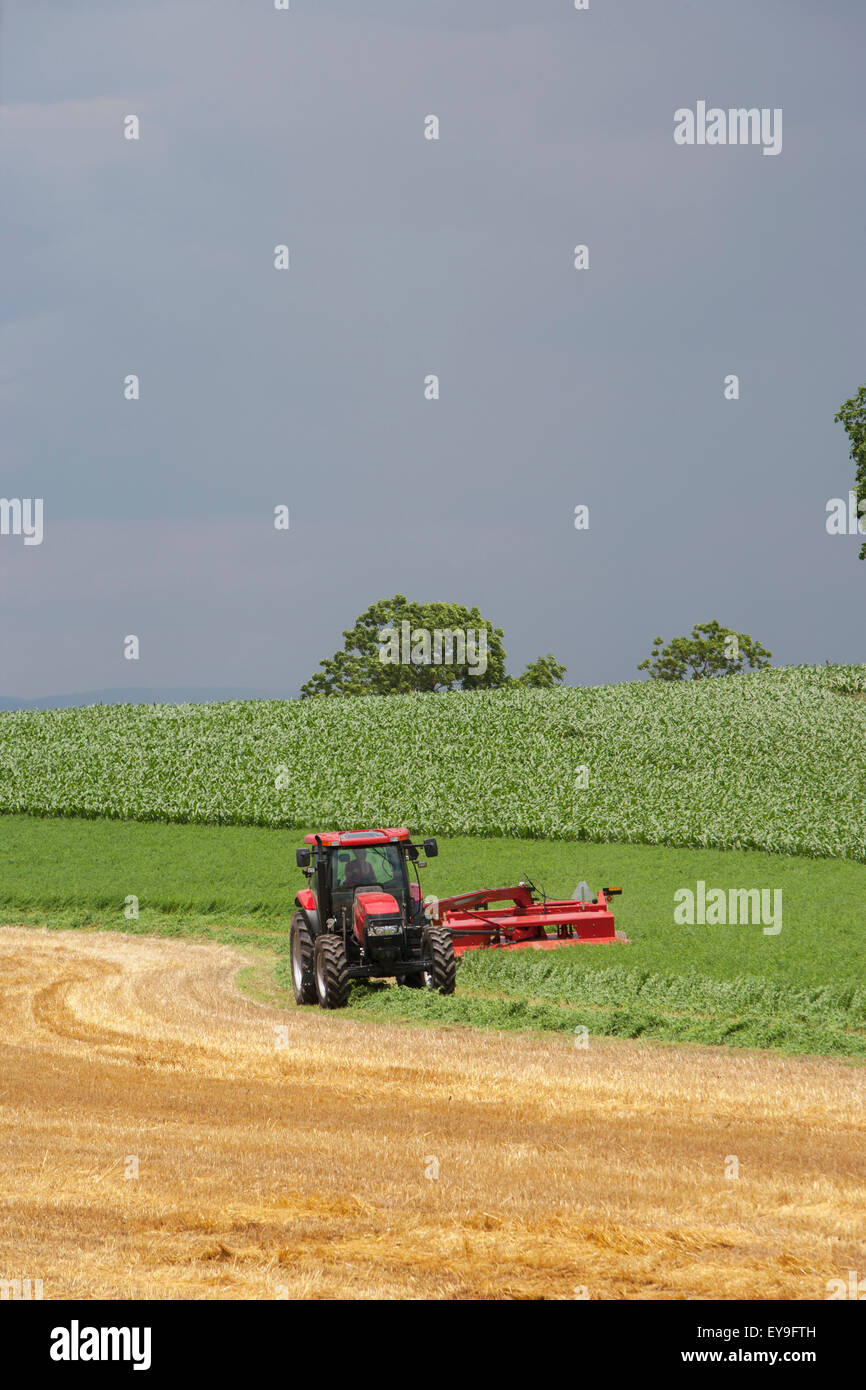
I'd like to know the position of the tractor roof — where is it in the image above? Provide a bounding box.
[303,828,411,848]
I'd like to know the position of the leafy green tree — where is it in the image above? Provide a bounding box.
[834,384,866,560]
[301,595,504,696]
[638,621,772,681]
[301,596,566,696]
[513,654,568,688]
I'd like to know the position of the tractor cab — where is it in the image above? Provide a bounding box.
[330,840,407,927]
[332,845,406,949]
[291,828,451,1008]
[296,828,432,929]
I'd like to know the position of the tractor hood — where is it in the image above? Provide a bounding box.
[353,889,400,940]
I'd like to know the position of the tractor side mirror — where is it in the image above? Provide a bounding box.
[406,845,419,861]
[296,848,311,869]
[423,838,438,858]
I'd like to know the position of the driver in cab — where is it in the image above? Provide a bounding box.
[344,848,378,889]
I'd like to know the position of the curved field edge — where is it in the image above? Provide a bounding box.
[4,911,862,1059]
[6,914,861,1060]
[3,813,864,1059]
[1,663,865,861]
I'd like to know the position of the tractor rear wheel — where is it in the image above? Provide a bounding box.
[314,934,350,1009]
[421,925,456,995]
[290,913,317,1005]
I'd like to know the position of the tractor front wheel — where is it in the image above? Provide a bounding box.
[314,935,350,1009]
[290,913,317,1005]
[421,926,456,995]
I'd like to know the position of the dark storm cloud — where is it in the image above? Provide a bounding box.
[1,0,863,697]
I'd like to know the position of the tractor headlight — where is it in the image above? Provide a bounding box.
[367,923,401,937]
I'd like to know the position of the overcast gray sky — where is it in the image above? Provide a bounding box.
[1,0,864,700]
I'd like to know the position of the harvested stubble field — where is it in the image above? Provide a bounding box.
[1,926,864,1300]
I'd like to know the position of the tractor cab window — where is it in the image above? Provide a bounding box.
[332,844,404,894]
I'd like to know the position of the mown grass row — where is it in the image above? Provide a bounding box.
[331,958,866,1058]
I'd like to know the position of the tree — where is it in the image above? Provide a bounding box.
[513,654,568,688]
[301,595,505,696]
[834,384,866,560]
[300,595,566,696]
[637,621,772,681]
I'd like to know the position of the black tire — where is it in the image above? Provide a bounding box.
[421,925,456,995]
[314,934,350,1009]
[290,912,317,1005]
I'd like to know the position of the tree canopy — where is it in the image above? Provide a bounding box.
[513,654,568,688]
[637,621,772,681]
[300,595,566,697]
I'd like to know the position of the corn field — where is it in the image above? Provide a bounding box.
[1,665,864,860]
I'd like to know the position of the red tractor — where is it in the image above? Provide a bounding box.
[291,828,455,1008]
[291,827,627,1009]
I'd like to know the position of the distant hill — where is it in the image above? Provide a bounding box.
[0,687,297,711]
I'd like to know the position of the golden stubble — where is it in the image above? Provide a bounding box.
[0,925,863,1300]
